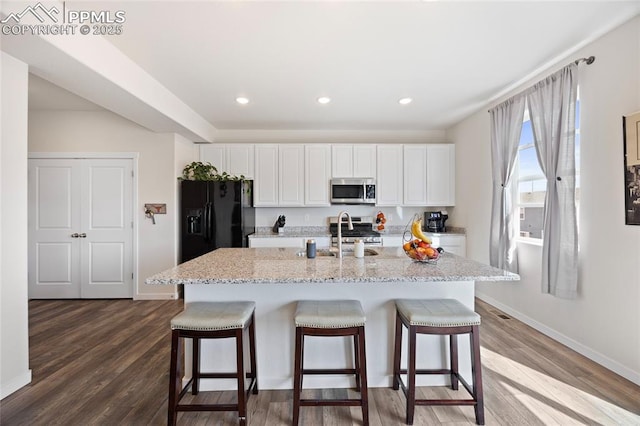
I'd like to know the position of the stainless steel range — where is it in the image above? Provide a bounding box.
[329,216,382,247]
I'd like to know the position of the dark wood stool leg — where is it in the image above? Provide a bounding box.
[358,326,369,426]
[168,330,181,426]
[353,334,361,392]
[192,337,200,395]
[249,312,259,394]
[406,325,417,425]
[471,325,484,425]
[392,311,402,391]
[292,327,303,426]
[234,328,247,426]
[450,333,459,391]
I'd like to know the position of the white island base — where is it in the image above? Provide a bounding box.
[184,279,476,391]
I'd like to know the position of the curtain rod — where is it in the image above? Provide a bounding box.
[574,55,596,65]
[488,56,595,112]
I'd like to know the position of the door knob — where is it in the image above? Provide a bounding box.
[79,233,87,238]
[71,233,80,238]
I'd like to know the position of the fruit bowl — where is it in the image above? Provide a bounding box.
[402,214,441,264]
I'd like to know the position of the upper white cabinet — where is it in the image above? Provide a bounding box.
[376,145,403,206]
[200,144,254,179]
[249,143,455,208]
[402,144,456,207]
[254,144,279,206]
[305,145,331,206]
[426,144,455,206]
[227,144,255,179]
[200,144,225,171]
[331,145,376,178]
[403,145,428,206]
[279,145,305,206]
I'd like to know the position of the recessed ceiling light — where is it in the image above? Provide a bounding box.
[236,97,249,105]
[317,97,331,104]
[399,97,413,105]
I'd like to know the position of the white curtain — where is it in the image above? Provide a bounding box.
[489,96,526,273]
[527,63,579,299]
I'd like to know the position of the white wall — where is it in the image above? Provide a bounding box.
[0,53,32,398]
[28,110,197,299]
[448,16,640,384]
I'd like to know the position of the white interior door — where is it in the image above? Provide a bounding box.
[29,158,134,299]
[28,160,82,298]
[80,159,133,298]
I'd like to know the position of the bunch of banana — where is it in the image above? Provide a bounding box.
[411,217,432,244]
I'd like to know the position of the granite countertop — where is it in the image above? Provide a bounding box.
[146,247,519,285]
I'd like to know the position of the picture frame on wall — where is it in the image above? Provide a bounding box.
[623,111,640,225]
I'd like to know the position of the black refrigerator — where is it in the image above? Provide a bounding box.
[180,180,255,263]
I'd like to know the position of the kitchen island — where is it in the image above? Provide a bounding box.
[146,247,518,390]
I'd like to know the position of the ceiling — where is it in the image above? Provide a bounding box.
[30,1,640,132]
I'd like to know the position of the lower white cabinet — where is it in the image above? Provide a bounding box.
[249,237,305,248]
[430,234,466,257]
[382,233,466,257]
[249,236,331,248]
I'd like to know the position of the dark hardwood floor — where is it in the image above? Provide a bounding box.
[1,298,639,425]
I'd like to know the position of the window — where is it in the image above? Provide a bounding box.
[517,100,580,240]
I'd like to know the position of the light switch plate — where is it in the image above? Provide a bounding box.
[144,203,166,214]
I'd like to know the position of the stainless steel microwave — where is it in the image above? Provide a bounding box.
[330,178,376,204]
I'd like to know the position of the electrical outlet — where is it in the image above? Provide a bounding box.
[388,214,393,221]
[304,214,310,223]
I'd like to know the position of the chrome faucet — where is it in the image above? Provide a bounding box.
[336,210,353,259]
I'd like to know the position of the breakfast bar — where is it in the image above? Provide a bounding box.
[146,247,519,391]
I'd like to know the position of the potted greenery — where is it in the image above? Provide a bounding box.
[179,162,246,181]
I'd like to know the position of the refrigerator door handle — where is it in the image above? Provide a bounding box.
[210,202,216,244]
[203,202,211,242]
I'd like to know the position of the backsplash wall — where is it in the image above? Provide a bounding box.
[255,205,453,229]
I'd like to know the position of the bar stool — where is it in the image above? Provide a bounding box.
[392,299,484,425]
[168,301,258,426]
[293,300,369,426]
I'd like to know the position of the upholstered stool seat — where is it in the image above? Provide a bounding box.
[293,300,369,426]
[393,299,484,425]
[168,301,258,426]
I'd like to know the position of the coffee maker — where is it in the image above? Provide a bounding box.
[424,211,448,233]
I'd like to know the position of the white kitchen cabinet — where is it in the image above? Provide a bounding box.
[426,144,455,206]
[279,145,305,206]
[376,145,403,206]
[403,145,428,205]
[200,144,254,179]
[249,236,331,248]
[227,144,255,179]
[429,234,466,257]
[331,144,376,178]
[249,237,304,248]
[382,235,405,247]
[382,233,466,257]
[254,144,279,206]
[401,144,456,207]
[199,144,225,171]
[304,145,331,206]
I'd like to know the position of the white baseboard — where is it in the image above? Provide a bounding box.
[134,292,179,301]
[476,292,640,387]
[1,369,32,399]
